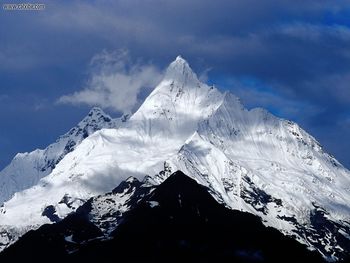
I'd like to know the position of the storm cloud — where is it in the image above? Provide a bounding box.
[1,0,350,167]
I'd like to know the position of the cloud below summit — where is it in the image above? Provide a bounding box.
[58,50,163,113]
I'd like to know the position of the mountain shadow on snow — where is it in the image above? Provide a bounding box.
[0,171,327,263]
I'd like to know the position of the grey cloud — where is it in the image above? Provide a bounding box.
[1,0,350,168]
[57,50,163,113]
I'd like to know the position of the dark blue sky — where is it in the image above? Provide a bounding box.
[1,0,350,169]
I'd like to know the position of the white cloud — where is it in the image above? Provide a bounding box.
[58,50,163,113]
[198,67,212,83]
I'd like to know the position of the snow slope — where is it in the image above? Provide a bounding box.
[0,107,119,205]
[0,56,349,260]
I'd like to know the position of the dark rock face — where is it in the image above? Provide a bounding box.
[288,204,350,261]
[240,175,283,214]
[41,205,60,223]
[238,174,350,261]
[0,171,325,263]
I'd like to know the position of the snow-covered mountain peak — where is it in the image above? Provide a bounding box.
[132,56,223,118]
[130,56,224,138]
[77,107,113,128]
[175,55,185,61]
[163,55,199,85]
[87,106,107,117]
[220,91,245,111]
[0,107,119,206]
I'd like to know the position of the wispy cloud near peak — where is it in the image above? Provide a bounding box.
[57,50,163,113]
